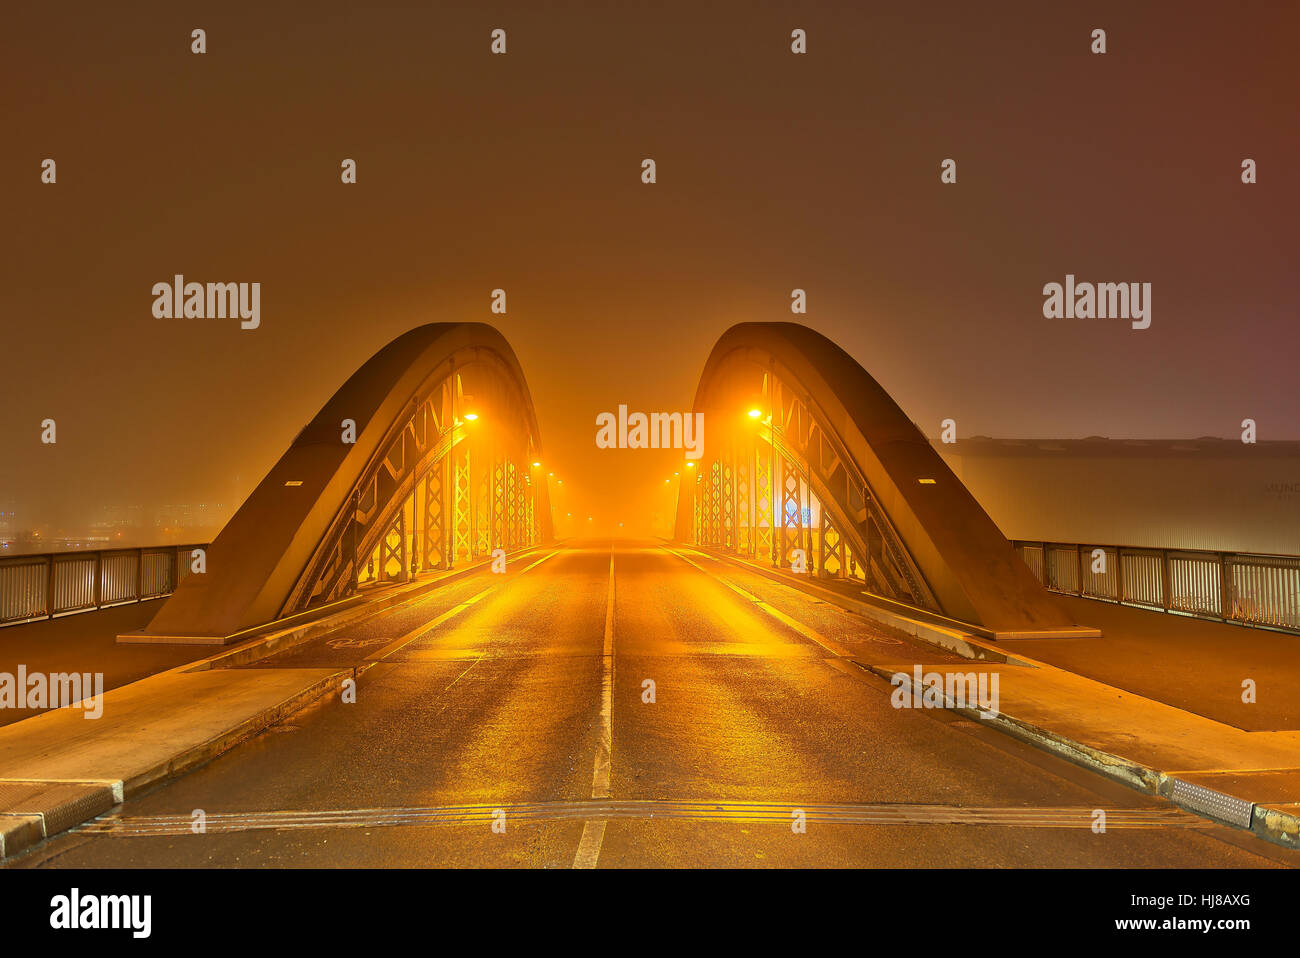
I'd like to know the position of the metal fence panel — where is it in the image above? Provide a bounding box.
[51,555,97,615]
[1230,556,1300,630]
[1120,550,1164,608]
[1080,545,1118,600]
[141,551,173,599]
[1017,543,1044,582]
[0,558,48,623]
[1168,552,1222,618]
[1043,545,1079,594]
[99,552,139,606]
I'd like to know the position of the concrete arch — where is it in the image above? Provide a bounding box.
[138,323,551,642]
[677,322,1088,637]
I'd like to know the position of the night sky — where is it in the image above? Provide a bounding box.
[4,1,1298,536]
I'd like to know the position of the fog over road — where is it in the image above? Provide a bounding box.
[14,541,1289,869]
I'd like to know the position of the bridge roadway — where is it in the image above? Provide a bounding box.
[12,540,1291,868]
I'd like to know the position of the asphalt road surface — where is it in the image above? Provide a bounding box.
[12,540,1296,868]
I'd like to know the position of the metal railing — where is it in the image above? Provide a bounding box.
[1014,540,1300,635]
[0,544,208,628]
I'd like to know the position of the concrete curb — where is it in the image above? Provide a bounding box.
[0,815,44,859]
[1253,805,1300,848]
[123,669,354,797]
[0,781,120,861]
[862,663,1300,846]
[694,547,1300,850]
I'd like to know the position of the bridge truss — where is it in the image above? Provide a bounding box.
[690,365,939,612]
[287,352,545,615]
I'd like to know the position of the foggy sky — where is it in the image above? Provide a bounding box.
[4,1,1298,536]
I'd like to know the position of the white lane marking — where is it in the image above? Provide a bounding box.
[574,549,616,869]
[364,588,495,661]
[363,549,562,662]
[594,550,615,797]
[664,546,846,657]
[518,549,562,575]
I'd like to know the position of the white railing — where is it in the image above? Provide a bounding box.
[0,544,207,627]
[1014,540,1300,634]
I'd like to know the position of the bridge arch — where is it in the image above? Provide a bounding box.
[675,322,1084,636]
[141,323,551,641]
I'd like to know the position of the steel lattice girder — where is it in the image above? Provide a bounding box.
[678,324,1086,634]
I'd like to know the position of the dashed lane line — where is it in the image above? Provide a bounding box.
[573,548,616,869]
[363,549,562,662]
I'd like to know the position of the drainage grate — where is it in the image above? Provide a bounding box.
[1170,779,1254,829]
[0,781,118,838]
[76,799,1207,837]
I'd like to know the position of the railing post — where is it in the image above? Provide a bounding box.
[348,490,360,593]
[45,554,55,620]
[93,550,102,609]
[1160,548,1171,611]
[135,547,145,604]
[1220,553,1234,622]
[1115,546,1125,603]
[1076,543,1083,596]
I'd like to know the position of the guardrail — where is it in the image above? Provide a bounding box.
[0,544,209,628]
[1013,540,1300,635]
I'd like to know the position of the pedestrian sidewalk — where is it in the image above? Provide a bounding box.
[0,660,348,858]
[0,601,209,728]
[1002,595,1300,732]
